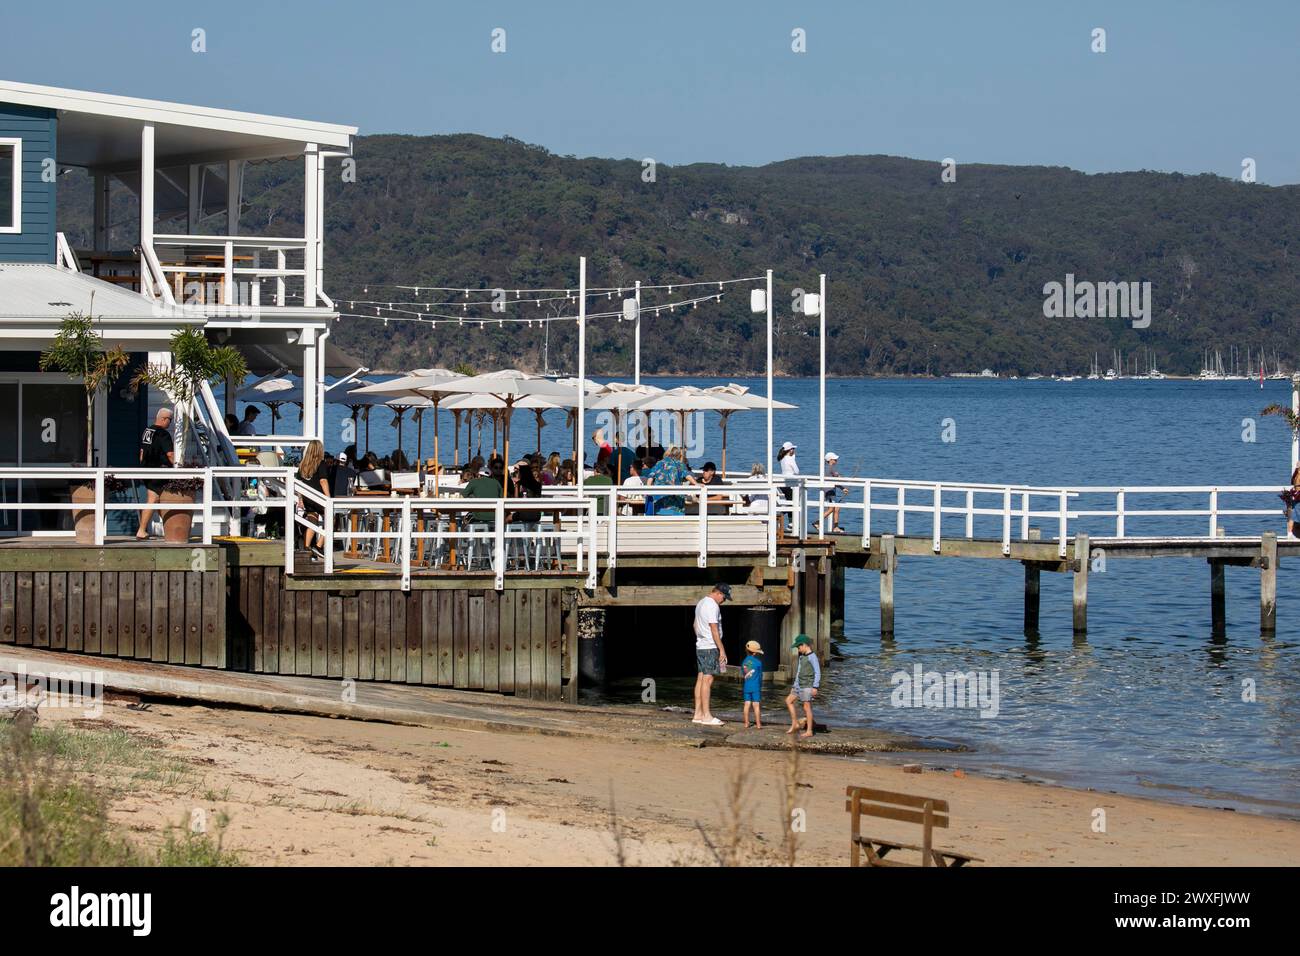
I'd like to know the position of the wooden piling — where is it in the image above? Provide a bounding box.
[880,533,896,637]
[1261,531,1277,633]
[1210,559,1226,636]
[830,563,846,638]
[1024,529,1041,637]
[1072,532,1089,634]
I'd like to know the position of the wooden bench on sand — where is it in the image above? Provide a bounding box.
[845,785,982,867]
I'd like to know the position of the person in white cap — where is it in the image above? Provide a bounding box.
[822,452,845,533]
[777,441,799,533]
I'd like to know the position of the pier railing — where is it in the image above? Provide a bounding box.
[541,482,780,569]
[0,466,296,559]
[788,476,1287,556]
[294,480,599,591]
[4,468,1287,580]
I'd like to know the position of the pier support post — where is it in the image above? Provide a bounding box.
[1210,559,1226,637]
[577,607,606,686]
[1024,529,1041,637]
[1072,532,1089,635]
[1261,531,1277,633]
[830,563,846,638]
[880,534,896,637]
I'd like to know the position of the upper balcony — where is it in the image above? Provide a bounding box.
[0,80,357,325]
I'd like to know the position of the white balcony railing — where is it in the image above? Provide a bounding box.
[150,235,312,309]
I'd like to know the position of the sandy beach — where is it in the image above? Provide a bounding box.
[33,693,1300,867]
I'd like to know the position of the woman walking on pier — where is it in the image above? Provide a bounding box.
[296,440,331,560]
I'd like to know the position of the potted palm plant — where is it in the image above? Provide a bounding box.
[131,329,248,543]
[38,308,129,543]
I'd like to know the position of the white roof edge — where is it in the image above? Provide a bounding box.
[0,80,357,149]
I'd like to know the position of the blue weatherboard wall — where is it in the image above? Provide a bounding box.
[0,103,56,263]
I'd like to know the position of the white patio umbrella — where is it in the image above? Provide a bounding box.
[431,370,585,471]
[703,384,798,474]
[236,374,300,432]
[352,369,463,486]
[620,386,752,473]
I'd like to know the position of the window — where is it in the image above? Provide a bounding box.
[0,138,20,233]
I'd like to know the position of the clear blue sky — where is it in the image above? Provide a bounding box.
[5,0,1298,182]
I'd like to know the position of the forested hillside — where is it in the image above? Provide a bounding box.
[65,134,1300,376]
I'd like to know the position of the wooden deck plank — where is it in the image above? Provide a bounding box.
[49,571,66,650]
[498,589,516,695]
[66,572,83,652]
[453,590,468,689]
[343,592,359,680]
[167,571,184,663]
[468,592,484,689]
[33,571,49,648]
[420,590,437,686]
[327,594,344,678]
[279,575,296,675]
[373,590,390,682]
[134,571,150,660]
[84,572,100,654]
[310,591,327,678]
[0,573,14,645]
[116,571,134,657]
[295,590,311,676]
[358,590,374,680]
[405,591,422,684]
[389,591,406,683]
[260,567,279,672]
[483,588,499,693]
[203,562,222,668]
[436,590,453,686]
[100,571,117,655]
[185,571,202,666]
[546,589,562,701]
[150,572,167,662]
[514,589,531,698]
[246,566,264,672]
[530,588,547,700]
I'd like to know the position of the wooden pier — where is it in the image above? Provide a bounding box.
[0,533,834,701]
[829,529,1292,637]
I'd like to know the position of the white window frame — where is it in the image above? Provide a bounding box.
[0,137,20,234]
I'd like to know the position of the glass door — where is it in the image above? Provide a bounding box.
[0,377,92,534]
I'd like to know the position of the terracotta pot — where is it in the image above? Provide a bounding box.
[160,490,195,543]
[71,482,97,544]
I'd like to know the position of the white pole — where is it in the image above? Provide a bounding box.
[633,279,642,386]
[140,125,155,251]
[819,273,826,482]
[577,256,586,495]
[303,143,318,308]
[766,268,774,478]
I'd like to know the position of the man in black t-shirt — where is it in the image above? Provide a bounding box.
[136,408,175,539]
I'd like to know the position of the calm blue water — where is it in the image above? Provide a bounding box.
[244,375,1300,816]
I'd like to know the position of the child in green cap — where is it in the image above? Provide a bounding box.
[786,635,820,738]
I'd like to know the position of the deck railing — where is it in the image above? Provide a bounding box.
[295,480,598,591]
[789,476,1287,557]
[150,235,310,309]
[4,468,1287,581]
[0,466,296,563]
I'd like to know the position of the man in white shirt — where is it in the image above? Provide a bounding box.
[692,583,730,725]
